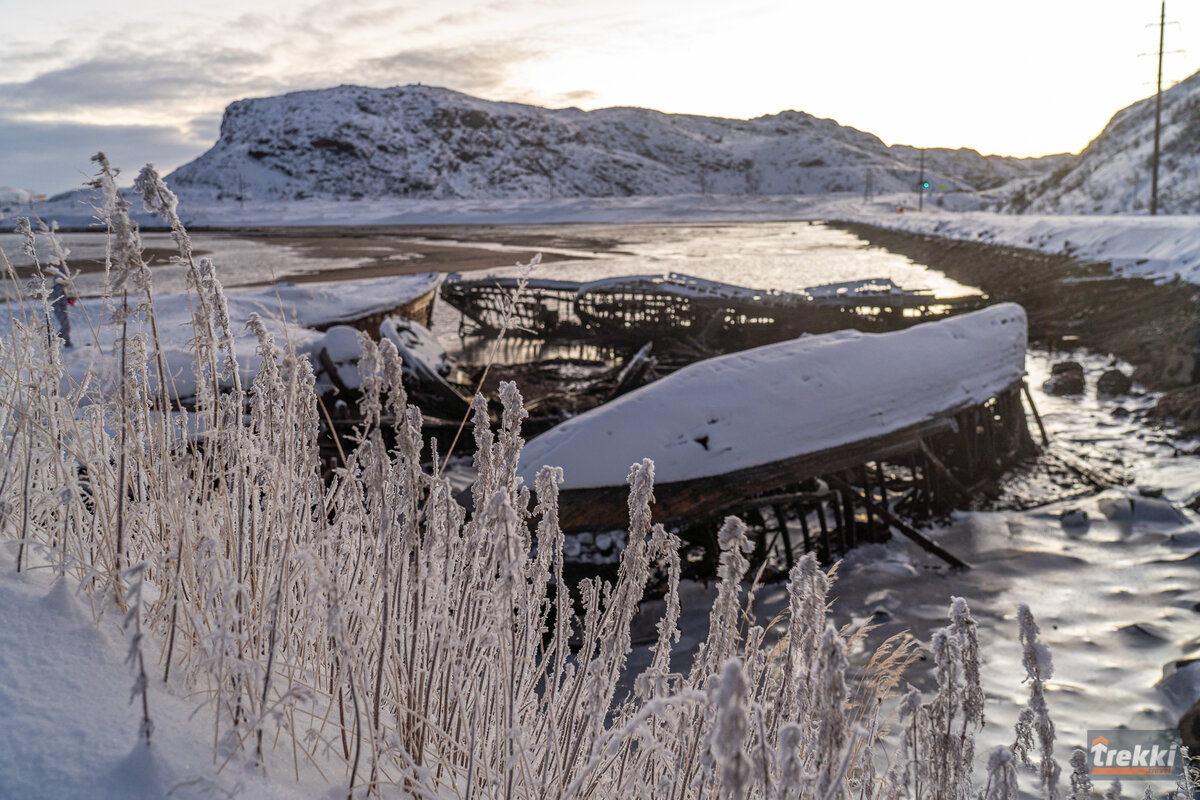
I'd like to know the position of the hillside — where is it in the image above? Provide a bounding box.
[167,85,1062,203]
[1008,69,1200,214]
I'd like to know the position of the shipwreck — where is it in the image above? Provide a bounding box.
[516,303,1036,571]
[442,271,986,350]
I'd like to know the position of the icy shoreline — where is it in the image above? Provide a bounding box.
[13,190,1200,288]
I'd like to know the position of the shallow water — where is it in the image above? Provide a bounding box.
[826,349,1200,780]
[438,220,978,296]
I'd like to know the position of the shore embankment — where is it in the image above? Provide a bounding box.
[834,221,1200,430]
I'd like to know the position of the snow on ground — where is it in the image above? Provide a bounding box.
[517,303,1027,489]
[17,191,851,229]
[834,194,1200,285]
[0,273,439,400]
[0,548,332,800]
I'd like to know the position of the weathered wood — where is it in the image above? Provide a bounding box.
[815,502,831,563]
[772,504,795,570]
[860,465,876,541]
[797,503,813,553]
[1021,380,1050,446]
[318,348,351,395]
[875,461,889,509]
[840,472,857,549]
[824,474,971,570]
[1054,450,1115,489]
[918,440,970,497]
[830,488,847,556]
[552,416,953,532]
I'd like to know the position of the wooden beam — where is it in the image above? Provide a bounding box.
[824,474,970,570]
[1021,380,1050,447]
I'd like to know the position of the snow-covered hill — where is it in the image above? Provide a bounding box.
[1008,69,1200,215]
[167,85,1062,203]
[0,187,40,215]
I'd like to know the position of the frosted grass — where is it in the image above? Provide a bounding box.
[2,161,1193,799]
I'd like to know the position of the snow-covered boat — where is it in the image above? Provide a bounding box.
[290,272,441,332]
[516,303,1033,562]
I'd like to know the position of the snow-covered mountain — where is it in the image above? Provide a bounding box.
[0,186,38,206]
[1007,69,1200,215]
[167,85,1062,203]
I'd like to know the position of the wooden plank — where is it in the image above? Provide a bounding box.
[1021,380,1050,447]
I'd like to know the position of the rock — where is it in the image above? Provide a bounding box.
[1168,659,1200,751]
[1098,494,1188,524]
[1157,659,1200,719]
[1060,508,1089,527]
[1181,698,1200,753]
[1153,385,1200,436]
[1043,361,1085,395]
[1097,368,1133,396]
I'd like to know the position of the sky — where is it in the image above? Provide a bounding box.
[2,0,1198,196]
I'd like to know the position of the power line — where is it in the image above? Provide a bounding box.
[1143,1,1184,215]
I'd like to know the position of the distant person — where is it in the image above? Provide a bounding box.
[48,281,72,347]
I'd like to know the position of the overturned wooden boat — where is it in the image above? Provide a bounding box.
[442,271,986,347]
[264,273,442,333]
[516,303,1035,568]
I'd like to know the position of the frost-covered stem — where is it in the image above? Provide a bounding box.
[124,560,154,745]
[435,254,540,479]
[113,307,129,600]
[257,527,294,763]
[1068,748,1094,800]
[982,746,1019,800]
[1019,604,1061,800]
[162,524,186,682]
[711,659,751,800]
[16,410,32,573]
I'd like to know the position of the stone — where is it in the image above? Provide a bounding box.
[1097,368,1133,396]
[1043,361,1085,395]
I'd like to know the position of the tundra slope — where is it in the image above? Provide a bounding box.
[1008,68,1200,215]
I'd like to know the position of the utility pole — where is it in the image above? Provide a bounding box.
[917,148,926,212]
[1151,1,1165,215]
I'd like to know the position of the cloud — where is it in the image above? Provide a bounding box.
[358,40,544,97]
[0,48,276,115]
[544,89,598,107]
[0,119,208,195]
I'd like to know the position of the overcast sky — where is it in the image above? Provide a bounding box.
[3,0,1198,195]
